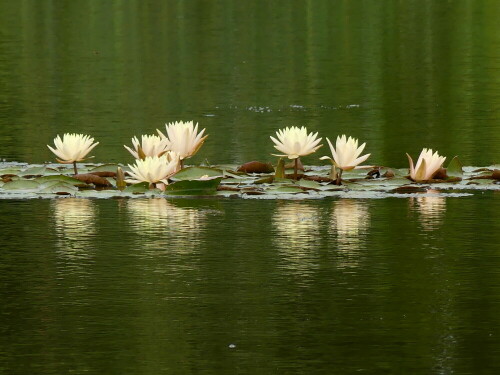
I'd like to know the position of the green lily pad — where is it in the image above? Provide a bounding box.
[35,175,88,186]
[19,166,47,176]
[255,176,274,184]
[124,182,150,193]
[89,164,124,173]
[447,156,463,178]
[2,180,40,190]
[39,183,78,194]
[297,179,322,189]
[0,168,22,176]
[266,186,305,194]
[164,177,222,195]
[172,167,223,180]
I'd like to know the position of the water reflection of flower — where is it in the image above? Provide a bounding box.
[410,192,446,230]
[52,198,97,260]
[330,199,370,268]
[272,202,321,275]
[126,198,208,255]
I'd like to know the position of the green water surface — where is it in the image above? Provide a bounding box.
[1,1,500,374]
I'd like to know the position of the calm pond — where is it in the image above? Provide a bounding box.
[1,1,499,374]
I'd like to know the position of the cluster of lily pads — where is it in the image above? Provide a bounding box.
[0,121,498,199]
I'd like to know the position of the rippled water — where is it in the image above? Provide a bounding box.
[1,195,499,373]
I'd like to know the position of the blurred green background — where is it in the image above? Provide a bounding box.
[1,0,499,166]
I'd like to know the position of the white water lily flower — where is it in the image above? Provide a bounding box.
[126,154,180,185]
[320,135,371,171]
[124,134,169,159]
[47,133,99,163]
[270,126,322,159]
[157,121,208,160]
[407,148,446,182]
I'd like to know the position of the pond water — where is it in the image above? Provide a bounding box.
[1,196,500,374]
[1,1,499,374]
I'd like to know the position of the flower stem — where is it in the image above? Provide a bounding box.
[73,161,78,175]
[294,158,298,180]
[335,169,343,185]
[180,159,184,169]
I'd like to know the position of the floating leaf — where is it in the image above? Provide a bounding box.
[0,168,22,176]
[35,174,88,186]
[275,158,285,179]
[220,177,244,185]
[124,182,150,193]
[164,177,222,195]
[297,179,322,189]
[237,161,274,174]
[446,156,463,178]
[2,180,40,190]
[19,166,47,176]
[73,173,112,187]
[391,185,429,194]
[266,186,304,194]
[217,185,241,192]
[38,183,78,194]
[172,167,223,180]
[255,176,274,184]
[89,164,124,173]
[303,175,333,183]
[116,167,126,191]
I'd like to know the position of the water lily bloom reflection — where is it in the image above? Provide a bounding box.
[157,121,208,166]
[124,134,169,159]
[272,202,321,277]
[126,199,209,254]
[330,200,370,268]
[126,153,180,187]
[320,135,370,184]
[407,148,446,182]
[52,198,96,260]
[410,192,446,231]
[47,133,99,174]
